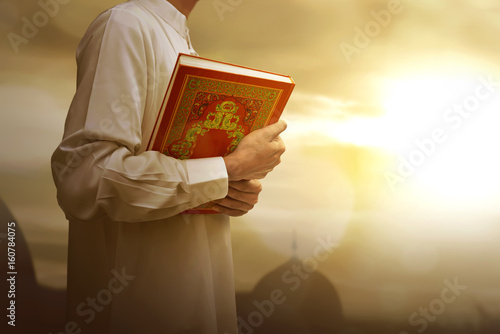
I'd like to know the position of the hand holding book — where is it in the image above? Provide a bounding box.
[148,54,294,213]
[212,121,286,216]
[222,120,287,181]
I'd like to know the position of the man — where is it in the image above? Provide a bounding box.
[51,0,287,333]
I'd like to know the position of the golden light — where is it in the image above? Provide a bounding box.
[381,70,500,209]
[285,71,491,153]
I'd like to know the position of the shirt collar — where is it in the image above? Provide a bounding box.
[134,0,189,38]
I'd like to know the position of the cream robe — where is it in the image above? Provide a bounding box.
[51,0,237,333]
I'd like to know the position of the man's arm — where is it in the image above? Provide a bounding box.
[52,8,227,222]
[51,8,286,222]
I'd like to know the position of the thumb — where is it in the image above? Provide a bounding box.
[261,120,287,140]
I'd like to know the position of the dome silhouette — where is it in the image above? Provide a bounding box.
[235,233,343,334]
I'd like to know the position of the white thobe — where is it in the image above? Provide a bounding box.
[51,1,237,333]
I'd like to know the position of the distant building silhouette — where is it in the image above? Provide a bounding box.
[235,232,344,334]
[0,198,66,333]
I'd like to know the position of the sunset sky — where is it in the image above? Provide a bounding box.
[1,0,500,328]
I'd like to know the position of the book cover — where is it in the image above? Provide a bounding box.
[148,54,295,214]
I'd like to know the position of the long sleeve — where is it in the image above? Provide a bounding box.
[51,7,228,222]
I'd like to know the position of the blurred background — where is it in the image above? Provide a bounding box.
[1,0,500,333]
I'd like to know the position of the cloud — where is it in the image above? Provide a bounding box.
[0,84,66,171]
[192,0,500,96]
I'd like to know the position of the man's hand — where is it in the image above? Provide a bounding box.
[212,180,262,217]
[223,120,287,181]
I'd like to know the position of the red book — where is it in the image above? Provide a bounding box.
[148,53,295,214]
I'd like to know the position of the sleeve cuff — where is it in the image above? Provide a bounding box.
[184,157,228,207]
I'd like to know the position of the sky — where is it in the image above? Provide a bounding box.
[1,0,500,328]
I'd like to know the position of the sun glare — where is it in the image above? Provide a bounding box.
[293,73,490,152]
[380,71,500,208]
[287,61,500,211]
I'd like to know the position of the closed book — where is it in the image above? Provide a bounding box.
[147,53,295,214]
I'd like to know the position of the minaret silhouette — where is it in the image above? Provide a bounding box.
[292,229,298,257]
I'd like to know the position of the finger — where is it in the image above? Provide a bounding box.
[214,196,255,212]
[229,180,262,193]
[225,188,259,206]
[270,137,286,156]
[251,172,270,180]
[260,120,287,141]
[273,135,286,150]
[212,204,249,217]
